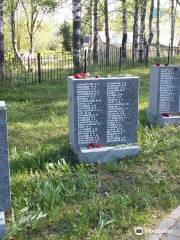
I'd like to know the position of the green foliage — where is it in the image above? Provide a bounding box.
[0,66,180,239]
[58,21,72,52]
[21,0,58,13]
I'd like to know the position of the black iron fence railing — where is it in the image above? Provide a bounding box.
[0,48,179,87]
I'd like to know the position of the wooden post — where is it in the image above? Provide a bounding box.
[37,53,41,83]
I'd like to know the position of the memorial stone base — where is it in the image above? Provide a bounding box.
[147,65,180,127]
[147,111,180,127]
[68,76,140,163]
[0,101,11,238]
[0,212,5,237]
[77,145,140,163]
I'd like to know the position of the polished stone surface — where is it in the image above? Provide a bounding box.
[0,101,10,212]
[147,65,180,126]
[0,211,5,237]
[68,77,139,162]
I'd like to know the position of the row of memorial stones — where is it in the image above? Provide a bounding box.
[0,65,180,237]
[68,65,180,162]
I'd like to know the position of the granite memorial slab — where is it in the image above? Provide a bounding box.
[0,101,10,237]
[0,212,5,237]
[147,65,180,126]
[68,76,140,163]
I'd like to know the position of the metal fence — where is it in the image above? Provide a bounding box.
[0,48,180,88]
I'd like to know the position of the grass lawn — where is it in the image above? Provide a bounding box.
[0,66,180,240]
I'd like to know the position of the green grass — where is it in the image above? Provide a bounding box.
[0,66,180,240]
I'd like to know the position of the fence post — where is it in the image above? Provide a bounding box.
[28,57,30,72]
[37,53,41,83]
[145,45,149,67]
[84,50,87,73]
[168,43,170,64]
[119,47,122,70]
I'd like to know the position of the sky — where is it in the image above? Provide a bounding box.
[49,0,180,24]
[47,0,180,45]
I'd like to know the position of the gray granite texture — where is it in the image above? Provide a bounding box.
[0,211,5,238]
[0,101,11,212]
[147,112,180,127]
[147,206,180,240]
[68,76,139,162]
[147,65,180,126]
[78,145,140,163]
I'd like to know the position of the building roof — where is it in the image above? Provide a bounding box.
[98,31,122,47]
[98,31,137,48]
[83,30,180,49]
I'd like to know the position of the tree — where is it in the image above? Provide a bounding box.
[20,0,57,53]
[170,0,177,57]
[0,0,4,73]
[148,0,154,47]
[104,0,110,63]
[138,0,147,62]
[72,0,82,73]
[59,21,72,52]
[121,0,127,60]
[93,0,98,64]
[156,0,160,57]
[6,0,23,62]
[88,0,93,62]
[81,0,93,62]
[132,0,139,61]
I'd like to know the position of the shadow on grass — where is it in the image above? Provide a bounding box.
[0,81,67,103]
[0,81,68,123]
[139,108,149,127]
[7,102,68,123]
[10,135,78,174]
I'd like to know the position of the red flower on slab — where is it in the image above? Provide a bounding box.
[88,143,94,149]
[162,112,171,117]
[95,144,103,148]
[87,143,103,149]
[74,72,90,79]
[156,63,160,66]
[80,72,90,78]
[74,73,82,79]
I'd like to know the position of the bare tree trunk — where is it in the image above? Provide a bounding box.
[104,0,110,63]
[16,7,21,51]
[122,0,127,60]
[148,0,154,47]
[30,33,33,54]
[170,0,174,57]
[138,0,147,62]
[10,4,22,62]
[88,0,93,63]
[132,0,139,62]
[93,0,98,64]
[170,0,177,57]
[0,0,4,73]
[156,0,160,57]
[72,0,82,73]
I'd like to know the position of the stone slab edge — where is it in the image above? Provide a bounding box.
[147,111,180,127]
[0,102,5,109]
[0,212,6,238]
[147,205,180,240]
[78,145,140,163]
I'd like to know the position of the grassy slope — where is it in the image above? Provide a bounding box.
[0,67,180,240]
